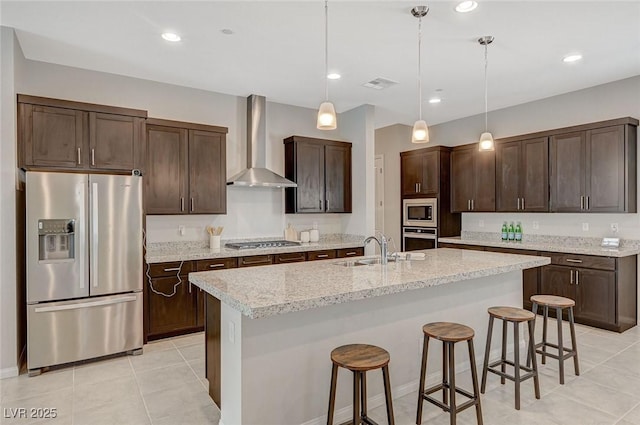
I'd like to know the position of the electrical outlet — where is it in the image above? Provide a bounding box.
[611,223,619,233]
[478,220,485,228]
[532,221,539,230]
[582,222,589,231]
[179,225,186,236]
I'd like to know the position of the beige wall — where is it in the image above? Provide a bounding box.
[375,75,640,247]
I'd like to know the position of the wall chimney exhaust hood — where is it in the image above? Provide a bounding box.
[227,95,297,188]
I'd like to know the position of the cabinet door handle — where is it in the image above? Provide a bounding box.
[77,147,82,165]
[586,196,590,210]
[326,199,329,211]
[418,183,421,192]
[209,263,225,268]
[191,198,194,212]
[570,269,574,284]
[471,199,474,211]
[181,197,185,212]
[580,195,585,210]
[91,148,95,166]
[467,200,471,210]
[517,198,521,210]
[522,198,525,210]
[415,183,418,193]
[566,259,583,264]
[189,282,192,293]
[575,270,579,285]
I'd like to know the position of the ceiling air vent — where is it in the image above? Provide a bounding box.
[362,77,398,90]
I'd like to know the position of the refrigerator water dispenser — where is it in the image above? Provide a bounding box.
[38,219,75,261]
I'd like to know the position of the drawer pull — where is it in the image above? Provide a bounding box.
[242,259,270,265]
[565,259,583,264]
[317,254,329,258]
[345,252,357,256]
[209,263,225,268]
[279,256,305,262]
[163,267,181,272]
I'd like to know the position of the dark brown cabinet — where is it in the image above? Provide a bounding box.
[539,252,635,332]
[18,95,146,172]
[401,150,439,196]
[496,137,548,212]
[284,136,352,213]
[145,119,227,215]
[451,145,495,212]
[550,124,637,213]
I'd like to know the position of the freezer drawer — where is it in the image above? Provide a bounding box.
[27,293,143,370]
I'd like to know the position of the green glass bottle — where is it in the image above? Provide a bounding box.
[507,222,515,241]
[501,222,508,241]
[515,222,522,242]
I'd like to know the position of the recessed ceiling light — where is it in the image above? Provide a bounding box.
[327,73,341,80]
[161,32,181,42]
[429,98,442,104]
[563,54,583,63]
[455,1,478,13]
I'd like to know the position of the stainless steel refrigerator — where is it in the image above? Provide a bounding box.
[26,172,143,374]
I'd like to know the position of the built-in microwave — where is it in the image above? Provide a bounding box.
[403,198,437,227]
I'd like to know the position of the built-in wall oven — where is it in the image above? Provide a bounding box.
[402,198,438,251]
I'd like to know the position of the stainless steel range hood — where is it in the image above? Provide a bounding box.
[227,95,297,188]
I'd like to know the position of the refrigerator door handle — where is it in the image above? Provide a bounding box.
[34,295,138,313]
[78,181,87,290]
[91,182,99,289]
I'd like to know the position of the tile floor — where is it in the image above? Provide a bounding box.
[1,318,640,425]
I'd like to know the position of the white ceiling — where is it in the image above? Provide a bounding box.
[2,1,640,128]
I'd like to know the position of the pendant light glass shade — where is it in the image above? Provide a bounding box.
[478,35,495,151]
[479,132,495,151]
[317,0,337,130]
[412,120,429,143]
[411,6,429,144]
[317,101,337,130]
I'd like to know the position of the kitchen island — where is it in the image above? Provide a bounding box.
[189,248,549,425]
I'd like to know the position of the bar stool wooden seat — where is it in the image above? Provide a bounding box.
[481,306,540,410]
[417,322,483,425]
[327,344,395,425]
[527,295,580,385]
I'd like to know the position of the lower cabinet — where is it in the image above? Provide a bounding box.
[146,246,364,341]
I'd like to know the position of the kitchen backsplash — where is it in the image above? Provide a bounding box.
[145,187,348,243]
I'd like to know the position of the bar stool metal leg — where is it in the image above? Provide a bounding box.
[467,339,483,425]
[382,366,395,425]
[500,320,507,385]
[443,341,449,409]
[481,316,494,393]
[353,371,361,425]
[361,370,367,419]
[527,320,540,400]
[527,302,538,368]
[556,307,565,384]
[327,364,338,425]
[448,342,457,425]
[541,305,548,364]
[568,306,580,376]
[513,322,521,410]
[417,335,429,425]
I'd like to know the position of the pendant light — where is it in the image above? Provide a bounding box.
[478,35,495,151]
[411,6,429,144]
[317,0,337,130]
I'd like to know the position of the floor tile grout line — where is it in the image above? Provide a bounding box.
[174,343,204,388]
[128,355,154,425]
[613,399,640,425]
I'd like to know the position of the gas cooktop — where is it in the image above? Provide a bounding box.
[225,240,302,250]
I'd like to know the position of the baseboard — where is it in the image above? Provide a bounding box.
[0,366,19,379]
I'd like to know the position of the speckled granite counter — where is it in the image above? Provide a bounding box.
[439,231,640,257]
[189,248,549,319]
[145,233,365,263]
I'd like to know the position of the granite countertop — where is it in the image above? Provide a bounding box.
[145,234,365,263]
[438,231,640,258]
[189,248,549,319]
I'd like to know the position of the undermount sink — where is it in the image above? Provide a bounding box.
[334,257,396,267]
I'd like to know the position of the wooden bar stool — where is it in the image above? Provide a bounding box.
[327,344,394,425]
[480,307,540,410]
[416,322,483,425]
[527,295,580,384]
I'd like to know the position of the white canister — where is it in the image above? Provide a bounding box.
[309,229,319,242]
[300,231,310,243]
[210,235,221,250]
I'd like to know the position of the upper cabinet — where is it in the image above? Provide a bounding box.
[400,149,439,196]
[283,136,352,214]
[145,118,227,215]
[451,145,495,212]
[550,122,637,213]
[18,95,146,172]
[496,137,549,212]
